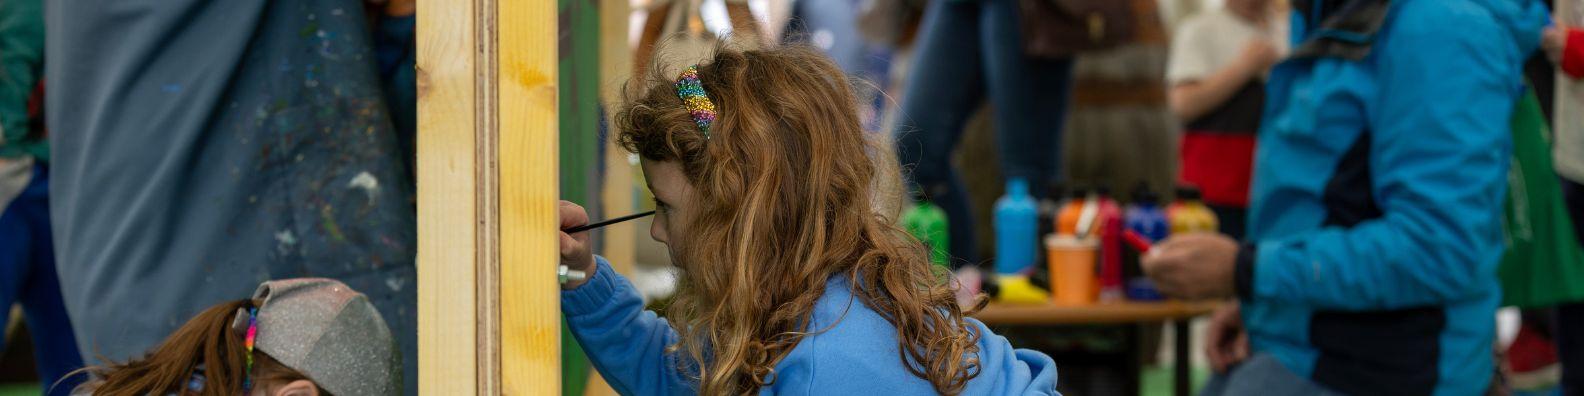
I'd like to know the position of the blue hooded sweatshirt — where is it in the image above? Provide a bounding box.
[1234,0,1547,394]
[562,257,1060,395]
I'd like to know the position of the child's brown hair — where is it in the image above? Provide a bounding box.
[617,44,986,395]
[75,300,328,396]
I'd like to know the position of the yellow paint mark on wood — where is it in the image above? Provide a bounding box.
[499,0,562,394]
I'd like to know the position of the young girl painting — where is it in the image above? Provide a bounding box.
[559,45,1059,395]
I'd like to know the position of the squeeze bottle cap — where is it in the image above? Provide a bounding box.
[1007,178,1029,196]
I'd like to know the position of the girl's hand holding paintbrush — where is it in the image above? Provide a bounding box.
[559,200,658,289]
[560,201,597,290]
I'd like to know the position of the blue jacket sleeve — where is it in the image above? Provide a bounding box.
[1251,3,1532,310]
[562,256,695,395]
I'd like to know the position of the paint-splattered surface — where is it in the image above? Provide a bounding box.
[46,0,416,392]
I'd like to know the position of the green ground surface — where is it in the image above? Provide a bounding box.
[1142,365,1211,396]
[0,383,39,396]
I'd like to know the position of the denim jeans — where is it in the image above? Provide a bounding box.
[782,0,894,131]
[1201,354,1342,396]
[0,164,84,396]
[783,0,866,75]
[893,0,1075,265]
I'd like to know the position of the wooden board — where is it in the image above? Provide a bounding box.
[415,0,479,392]
[599,0,637,277]
[971,301,1222,326]
[499,0,563,393]
[587,1,634,394]
[418,0,561,394]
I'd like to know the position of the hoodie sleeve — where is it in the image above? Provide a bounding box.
[562,256,695,395]
[963,319,1061,396]
[1249,1,1528,310]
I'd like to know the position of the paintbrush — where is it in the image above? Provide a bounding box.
[1122,229,1152,254]
[559,210,656,284]
[564,210,657,233]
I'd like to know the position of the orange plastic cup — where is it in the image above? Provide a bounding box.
[1046,235,1098,305]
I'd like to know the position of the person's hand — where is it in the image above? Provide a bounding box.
[560,200,596,290]
[1238,39,1281,73]
[1204,302,1249,373]
[1545,25,1568,65]
[363,0,415,17]
[1141,232,1239,300]
[383,0,415,16]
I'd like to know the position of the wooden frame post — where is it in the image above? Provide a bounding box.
[418,0,561,393]
[598,0,635,281]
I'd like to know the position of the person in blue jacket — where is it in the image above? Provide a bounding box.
[1142,0,1548,394]
[557,46,1059,395]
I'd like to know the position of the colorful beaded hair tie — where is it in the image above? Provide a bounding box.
[243,306,259,391]
[674,65,716,138]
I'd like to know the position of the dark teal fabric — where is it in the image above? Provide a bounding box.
[0,0,45,160]
[46,0,416,392]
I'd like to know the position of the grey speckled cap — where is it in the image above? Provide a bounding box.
[233,278,401,395]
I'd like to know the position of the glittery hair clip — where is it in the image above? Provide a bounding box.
[675,65,716,138]
[243,306,259,391]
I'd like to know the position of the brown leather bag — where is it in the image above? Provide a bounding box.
[1020,0,1136,58]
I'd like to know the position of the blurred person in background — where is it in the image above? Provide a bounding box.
[1537,15,1584,395]
[891,0,1075,267]
[0,0,85,393]
[1167,0,1287,240]
[370,0,417,182]
[1143,0,1548,394]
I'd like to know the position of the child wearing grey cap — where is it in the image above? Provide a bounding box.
[73,278,400,396]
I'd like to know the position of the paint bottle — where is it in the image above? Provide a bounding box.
[1056,185,1090,236]
[1094,185,1124,302]
[1170,186,1220,235]
[1128,184,1171,242]
[1125,183,1170,301]
[902,190,950,269]
[994,178,1039,275]
[1046,235,1098,305]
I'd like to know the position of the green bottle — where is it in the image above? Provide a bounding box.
[903,192,951,268]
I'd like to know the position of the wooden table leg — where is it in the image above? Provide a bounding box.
[1125,324,1141,396]
[1174,319,1191,396]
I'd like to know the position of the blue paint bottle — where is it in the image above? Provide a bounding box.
[1124,183,1170,300]
[994,178,1038,275]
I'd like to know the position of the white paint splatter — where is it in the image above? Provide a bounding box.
[275,230,297,245]
[275,230,297,255]
[386,277,406,292]
[348,171,380,204]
